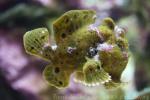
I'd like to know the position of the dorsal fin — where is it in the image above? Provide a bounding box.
[52,10,96,45]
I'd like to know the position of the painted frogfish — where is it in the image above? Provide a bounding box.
[23,10,129,89]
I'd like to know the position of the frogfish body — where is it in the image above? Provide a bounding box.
[24,10,129,89]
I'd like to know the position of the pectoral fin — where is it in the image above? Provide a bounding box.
[43,64,70,89]
[24,28,52,60]
[83,59,111,84]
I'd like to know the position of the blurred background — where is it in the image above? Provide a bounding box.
[0,0,150,100]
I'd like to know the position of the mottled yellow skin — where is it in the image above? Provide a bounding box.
[23,10,129,89]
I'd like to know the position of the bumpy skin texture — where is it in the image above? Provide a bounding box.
[23,10,129,89]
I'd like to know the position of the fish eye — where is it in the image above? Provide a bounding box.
[87,47,98,57]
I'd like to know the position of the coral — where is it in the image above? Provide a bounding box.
[23,10,129,89]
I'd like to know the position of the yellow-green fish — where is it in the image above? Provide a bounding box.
[23,10,129,89]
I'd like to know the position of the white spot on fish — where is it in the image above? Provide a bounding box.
[97,43,114,51]
[122,51,128,59]
[92,15,97,19]
[88,24,99,33]
[43,43,50,48]
[114,25,126,38]
[67,47,76,54]
[93,54,99,61]
[42,31,45,34]
[101,81,105,84]
[51,45,57,50]
[88,24,103,40]
[95,82,100,86]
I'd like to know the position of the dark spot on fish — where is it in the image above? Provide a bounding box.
[83,15,88,19]
[60,62,63,64]
[97,65,100,70]
[101,63,104,68]
[68,28,72,33]
[77,40,80,43]
[75,52,79,55]
[54,67,60,73]
[41,36,45,39]
[35,39,39,42]
[31,47,34,50]
[61,33,66,38]
[89,67,93,72]
[45,54,48,57]
[74,14,77,19]
[65,17,69,23]
[59,81,63,85]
